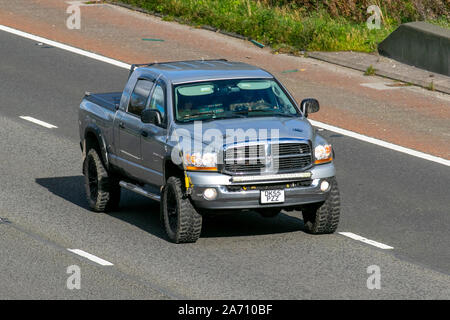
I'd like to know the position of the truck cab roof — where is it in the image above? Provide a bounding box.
[136,60,274,84]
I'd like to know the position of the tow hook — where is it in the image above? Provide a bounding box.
[184,175,193,196]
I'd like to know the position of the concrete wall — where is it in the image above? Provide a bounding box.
[378,21,450,76]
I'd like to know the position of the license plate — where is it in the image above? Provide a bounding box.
[260,190,285,204]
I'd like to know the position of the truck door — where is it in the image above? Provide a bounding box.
[117,79,154,179]
[140,82,167,187]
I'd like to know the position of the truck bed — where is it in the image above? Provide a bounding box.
[84,92,122,111]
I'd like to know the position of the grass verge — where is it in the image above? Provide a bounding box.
[108,0,449,53]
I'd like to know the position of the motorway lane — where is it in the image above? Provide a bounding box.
[0,30,449,298]
[324,130,450,274]
[0,223,169,299]
[1,114,449,299]
[0,30,127,139]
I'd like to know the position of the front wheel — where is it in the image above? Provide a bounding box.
[161,176,202,243]
[302,178,340,234]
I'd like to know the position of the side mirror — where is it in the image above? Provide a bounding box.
[141,109,161,125]
[300,98,320,117]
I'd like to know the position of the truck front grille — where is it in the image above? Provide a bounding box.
[223,142,312,174]
[226,180,313,192]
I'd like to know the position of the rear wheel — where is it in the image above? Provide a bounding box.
[302,178,340,234]
[83,148,121,212]
[161,176,202,243]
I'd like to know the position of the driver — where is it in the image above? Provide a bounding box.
[178,101,194,119]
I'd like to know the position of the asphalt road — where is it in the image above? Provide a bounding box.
[0,30,449,299]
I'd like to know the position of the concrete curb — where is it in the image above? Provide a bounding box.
[308,51,450,95]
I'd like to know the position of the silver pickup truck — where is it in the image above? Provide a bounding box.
[79,59,340,243]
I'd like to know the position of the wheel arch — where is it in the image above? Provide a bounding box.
[163,157,184,183]
[83,125,110,173]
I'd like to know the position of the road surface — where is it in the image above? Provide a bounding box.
[0,26,449,299]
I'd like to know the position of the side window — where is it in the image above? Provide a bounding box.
[148,84,166,124]
[128,79,153,117]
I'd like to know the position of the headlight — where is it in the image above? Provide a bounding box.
[184,152,218,171]
[314,144,332,164]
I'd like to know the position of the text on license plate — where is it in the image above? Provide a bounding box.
[260,190,285,204]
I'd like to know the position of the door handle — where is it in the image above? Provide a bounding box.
[141,130,148,137]
[119,122,125,129]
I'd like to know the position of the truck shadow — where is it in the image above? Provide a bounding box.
[35,176,306,240]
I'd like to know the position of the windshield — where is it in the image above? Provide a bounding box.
[173,79,299,122]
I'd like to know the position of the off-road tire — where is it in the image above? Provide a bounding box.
[258,208,281,218]
[302,178,340,234]
[161,176,202,243]
[84,148,121,212]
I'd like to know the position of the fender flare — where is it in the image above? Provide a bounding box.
[163,155,184,182]
[83,124,110,170]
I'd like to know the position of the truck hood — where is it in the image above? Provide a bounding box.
[171,117,314,146]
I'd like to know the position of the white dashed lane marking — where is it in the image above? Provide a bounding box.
[67,249,114,266]
[19,116,58,129]
[339,232,394,250]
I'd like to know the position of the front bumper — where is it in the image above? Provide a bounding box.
[187,163,335,210]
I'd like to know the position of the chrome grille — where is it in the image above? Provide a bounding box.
[278,143,311,155]
[223,142,312,174]
[224,144,265,173]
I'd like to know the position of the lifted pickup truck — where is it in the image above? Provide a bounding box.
[79,59,340,243]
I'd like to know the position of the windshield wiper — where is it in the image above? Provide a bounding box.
[180,112,245,122]
[182,110,224,118]
[201,114,246,122]
[270,113,297,118]
[233,109,297,118]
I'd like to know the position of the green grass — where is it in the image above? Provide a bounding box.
[109,0,449,53]
[364,65,376,76]
[427,16,450,29]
